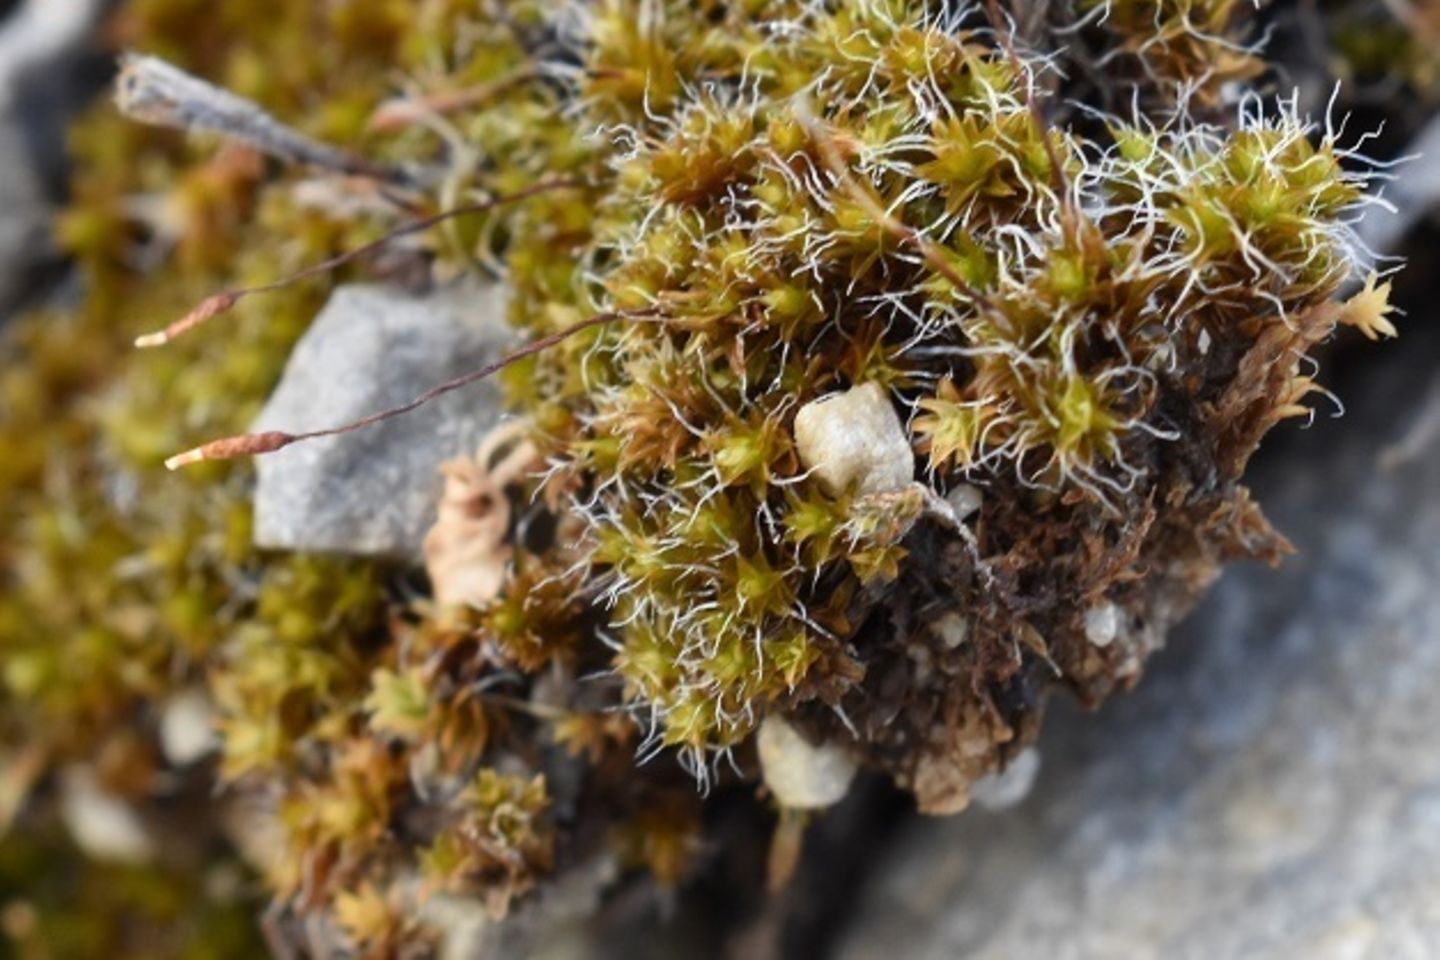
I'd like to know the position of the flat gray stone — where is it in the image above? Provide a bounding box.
[253,281,514,560]
[835,319,1440,959]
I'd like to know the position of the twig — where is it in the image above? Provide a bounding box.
[117,53,412,185]
[368,67,542,133]
[134,177,582,348]
[164,307,657,470]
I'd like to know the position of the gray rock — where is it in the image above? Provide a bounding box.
[1356,116,1440,257]
[836,321,1440,957]
[0,115,49,319]
[0,1,104,106]
[253,281,514,560]
[0,0,109,322]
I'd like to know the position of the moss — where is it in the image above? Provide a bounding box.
[0,0,1400,951]
[0,826,261,959]
[488,3,1376,792]
[0,0,478,946]
[1079,0,1266,104]
[1330,3,1440,99]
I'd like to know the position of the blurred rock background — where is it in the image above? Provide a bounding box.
[0,0,111,324]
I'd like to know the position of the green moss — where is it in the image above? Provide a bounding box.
[1080,0,1265,103]
[486,2,1372,773]
[0,827,261,959]
[0,0,1396,949]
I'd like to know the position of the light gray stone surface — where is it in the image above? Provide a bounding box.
[836,331,1440,958]
[0,1,104,106]
[253,281,514,560]
[1357,116,1440,257]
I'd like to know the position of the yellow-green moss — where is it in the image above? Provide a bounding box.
[0,0,1396,951]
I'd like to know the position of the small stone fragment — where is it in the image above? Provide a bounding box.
[159,689,220,767]
[793,382,914,496]
[1355,114,1440,255]
[933,612,970,649]
[969,748,1041,812]
[59,767,156,865]
[945,483,983,521]
[220,793,289,882]
[757,715,858,810]
[911,754,973,817]
[253,281,513,560]
[1084,601,1120,648]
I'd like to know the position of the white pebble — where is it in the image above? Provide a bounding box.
[1084,601,1121,648]
[794,382,914,496]
[945,483,983,521]
[160,689,220,766]
[934,612,970,649]
[970,748,1042,812]
[757,715,858,810]
[60,767,156,864]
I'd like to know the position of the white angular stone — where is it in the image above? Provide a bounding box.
[758,715,858,810]
[793,382,914,496]
[1355,115,1440,255]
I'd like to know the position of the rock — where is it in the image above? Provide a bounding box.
[758,715,859,810]
[253,281,514,560]
[59,767,157,865]
[1356,116,1440,256]
[419,854,619,960]
[159,689,220,767]
[0,115,49,320]
[794,382,914,496]
[1082,601,1120,648]
[221,792,290,883]
[931,612,969,650]
[834,305,1440,958]
[944,482,982,521]
[0,0,109,323]
[967,749,1040,813]
[0,1,104,104]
